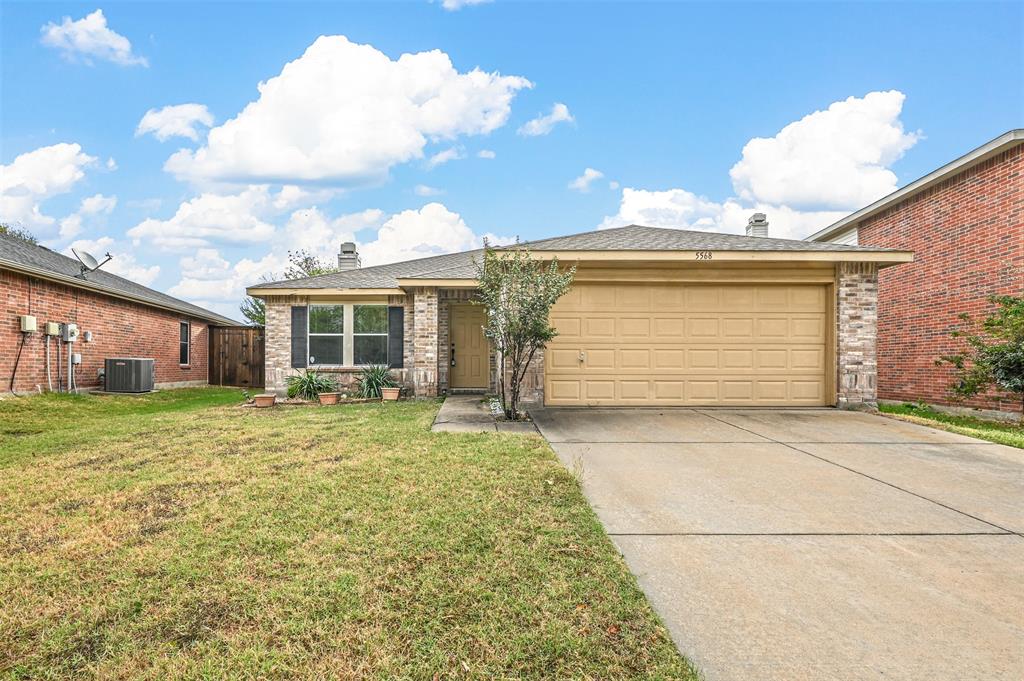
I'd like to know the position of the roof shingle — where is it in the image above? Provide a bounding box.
[252,224,901,291]
[0,233,238,325]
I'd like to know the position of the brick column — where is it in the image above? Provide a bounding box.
[412,287,439,397]
[264,295,307,394]
[836,263,879,408]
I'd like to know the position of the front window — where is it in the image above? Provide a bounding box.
[179,321,190,365]
[308,305,344,365]
[353,305,388,365]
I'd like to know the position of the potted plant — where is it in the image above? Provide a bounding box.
[318,391,341,406]
[254,393,276,408]
[286,369,337,402]
[358,364,399,401]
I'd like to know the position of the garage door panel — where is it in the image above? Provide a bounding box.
[551,315,582,338]
[654,318,685,338]
[546,283,829,406]
[620,317,651,338]
[654,349,686,369]
[620,349,651,369]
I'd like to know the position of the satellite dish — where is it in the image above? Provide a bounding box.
[72,248,113,278]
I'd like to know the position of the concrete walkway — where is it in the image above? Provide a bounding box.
[431,394,537,433]
[531,407,1024,681]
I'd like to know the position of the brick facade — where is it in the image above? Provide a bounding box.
[264,294,415,395]
[836,263,879,408]
[262,271,886,408]
[857,143,1023,414]
[2,270,210,393]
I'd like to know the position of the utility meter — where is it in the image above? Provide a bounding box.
[60,323,79,342]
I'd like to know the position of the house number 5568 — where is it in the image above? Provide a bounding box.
[695,251,713,260]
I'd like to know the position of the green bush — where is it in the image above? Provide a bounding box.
[357,364,397,399]
[286,369,337,400]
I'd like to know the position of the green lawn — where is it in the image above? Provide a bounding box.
[0,389,694,679]
[879,402,1024,449]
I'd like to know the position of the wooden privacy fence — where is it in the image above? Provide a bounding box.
[209,326,265,388]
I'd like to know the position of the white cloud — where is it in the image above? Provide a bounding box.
[79,193,117,215]
[136,104,214,142]
[440,0,492,10]
[568,167,604,193]
[40,9,147,67]
[477,149,496,159]
[608,180,620,190]
[106,157,117,170]
[56,193,118,240]
[357,202,511,266]
[165,35,531,185]
[271,184,339,210]
[64,237,160,286]
[599,187,849,240]
[517,102,573,137]
[414,184,443,196]
[729,90,920,210]
[281,206,384,259]
[169,248,282,307]
[126,186,276,250]
[165,201,510,317]
[426,147,464,169]
[600,90,918,239]
[0,143,96,229]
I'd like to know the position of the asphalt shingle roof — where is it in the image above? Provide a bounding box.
[0,233,238,325]
[253,224,901,291]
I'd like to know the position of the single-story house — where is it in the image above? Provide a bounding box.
[808,129,1023,416]
[248,223,913,408]
[1,232,238,394]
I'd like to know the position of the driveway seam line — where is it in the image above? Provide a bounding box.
[695,409,1022,538]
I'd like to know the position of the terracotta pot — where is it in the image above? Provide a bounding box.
[318,392,341,406]
[381,387,400,402]
[254,394,276,408]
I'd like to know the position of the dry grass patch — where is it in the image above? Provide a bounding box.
[0,389,694,679]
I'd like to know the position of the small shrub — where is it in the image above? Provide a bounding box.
[357,365,397,399]
[286,370,336,400]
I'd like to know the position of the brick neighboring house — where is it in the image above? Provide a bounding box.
[808,129,1023,416]
[248,225,912,408]
[1,232,238,394]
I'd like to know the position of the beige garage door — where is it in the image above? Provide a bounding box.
[545,283,829,406]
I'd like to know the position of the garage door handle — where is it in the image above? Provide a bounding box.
[578,351,585,363]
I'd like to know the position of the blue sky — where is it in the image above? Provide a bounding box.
[2,1,1021,319]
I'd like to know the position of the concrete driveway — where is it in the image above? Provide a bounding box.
[531,407,1024,681]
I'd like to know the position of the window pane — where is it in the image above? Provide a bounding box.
[354,305,387,334]
[179,341,189,365]
[179,322,189,343]
[354,335,387,365]
[309,306,344,333]
[309,336,343,365]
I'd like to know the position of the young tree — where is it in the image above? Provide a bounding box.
[937,295,1024,419]
[284,249,338,279]
[239,250,341,326]
[476,246,575,420]
[239,296,265,326]
[0,223,38,244]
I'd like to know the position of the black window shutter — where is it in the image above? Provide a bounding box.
[388,306,404,368]
[291,306,308,369]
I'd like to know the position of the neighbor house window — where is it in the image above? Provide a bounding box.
[353,305,388,365]
[179,321,190,365]
[308,305,344,365]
